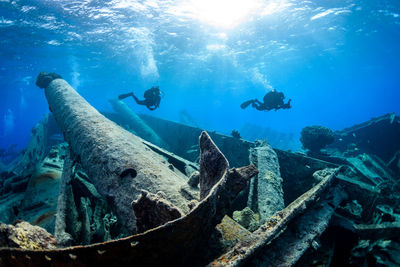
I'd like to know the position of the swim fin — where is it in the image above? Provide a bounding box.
[240,100,254,109]
[118,92,133,100]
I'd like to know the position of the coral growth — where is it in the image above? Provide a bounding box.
[0,220,57,250]
[231,130,241,139]
[300,125,335,153]
[232,207,260,232]
[35,72,62,89]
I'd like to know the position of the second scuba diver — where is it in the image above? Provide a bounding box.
[119,86,162,111]
[241,89,291,111]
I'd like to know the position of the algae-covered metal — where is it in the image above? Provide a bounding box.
[0,131,257,266]
[41,76,193,233]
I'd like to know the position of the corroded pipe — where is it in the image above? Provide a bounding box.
[37,73,191,233]
[248,140,284,222]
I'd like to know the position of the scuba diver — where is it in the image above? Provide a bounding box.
[241,89,292,111]
[119,86,162,111]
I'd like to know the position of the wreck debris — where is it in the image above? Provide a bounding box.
[38,75,194,233]
[333,113,400,162]
[249,186,347,266]
[210,167,340,266]
[300,125,335,154]
[333,209,400,240]
[387,150,400,175]
[55,147,133,246]
[346,153,395,186]
[138,114,253,167]
[12,114,60,177]
[293,113,400,266]
[336,199,363,220]
[132,190,183,233]
[199,131,229,199]
[0,131,258,266]
[0,116,61,228]
[1,80,399,266]
[372,204,400,224]
[353,222,400,240]
[215,215,252,252]
[247,140,284,223]
[54,150,75,247]
[350,239,400,266]
[275,149,338,205]
[330,210,400,265]
[141,139,199,177]
[232,207,260,232]
[0,141,66,235]
[335,165,399,221]
[19,143,66,233]
[54,150,122,247]
[188,171,200,188]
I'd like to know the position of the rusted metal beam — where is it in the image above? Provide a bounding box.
[210,168,341,266]
[247,186,347,266]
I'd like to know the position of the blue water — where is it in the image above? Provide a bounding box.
[1,0,399,152]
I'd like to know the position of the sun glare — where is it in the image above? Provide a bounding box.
[182,0,262,29]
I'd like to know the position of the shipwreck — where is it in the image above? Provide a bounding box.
[0,73,399,266]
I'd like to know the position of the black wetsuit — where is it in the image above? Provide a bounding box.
[119,86,161,111]
[241,90,291,111]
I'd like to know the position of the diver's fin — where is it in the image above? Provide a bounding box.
[118,92,133,100]
[240,100,254,109]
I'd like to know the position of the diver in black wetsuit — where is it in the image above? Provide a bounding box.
[119,86,162,111]
[241,89,291,111]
